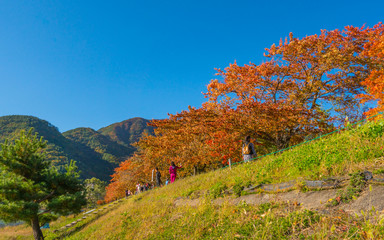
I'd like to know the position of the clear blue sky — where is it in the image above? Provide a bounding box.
[0,0,383,132]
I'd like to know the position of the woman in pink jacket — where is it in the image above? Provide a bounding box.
[169,161,182,183]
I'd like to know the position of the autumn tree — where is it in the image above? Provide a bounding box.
[205,24,384,149]
[106,23,384,192]
[358,23,384,118]
[0,129,86,240]
[136,107,247,175]
[104,155,145,202]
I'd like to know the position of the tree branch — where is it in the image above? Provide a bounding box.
[38,209,52,216]
[35,191,55,203]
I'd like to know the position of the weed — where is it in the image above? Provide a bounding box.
[362,121,384,138]
[373,169,384,174]
[256,202,278,214]
[296,180,310,192]
[232,177,251,197]
[209,182,227,199]
[329,171,366,206]
[181,188,194,198]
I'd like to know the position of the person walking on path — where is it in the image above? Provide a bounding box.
[242,136,256,162]
[155,167,162,187]
[169,162,182,183]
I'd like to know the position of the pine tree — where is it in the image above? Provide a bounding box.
[0,129,86,240]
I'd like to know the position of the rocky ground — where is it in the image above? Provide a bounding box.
[174,171,384,217]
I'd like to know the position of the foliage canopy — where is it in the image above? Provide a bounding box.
[0,129,86,240]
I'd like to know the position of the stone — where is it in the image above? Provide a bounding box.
[305,180,337,189]
[261,181,296,191]
[363,171,373,181]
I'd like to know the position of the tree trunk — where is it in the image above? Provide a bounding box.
[275,131,292,150]
[31,215,44,240]
[193,165,198,176]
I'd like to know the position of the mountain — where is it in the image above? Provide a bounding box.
[63,127,135,164]
[0,115,154,182]
[98,117,154,148]
[0,115,116,181]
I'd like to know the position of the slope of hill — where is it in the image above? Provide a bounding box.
[98,117,154,148]
[0,116,114,181]
[0,115,155,182]
[63,127,135,164]
[5,118,382,239]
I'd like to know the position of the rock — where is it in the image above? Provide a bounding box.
[363,171,373,181]
[261,181,296,191]
[305,180,338,189]
[243,184,261,192]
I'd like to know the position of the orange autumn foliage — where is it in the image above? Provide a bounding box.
[357,23,384,118]
[104,23,384,201]
[104,155,144,202]
[137,107,242,173]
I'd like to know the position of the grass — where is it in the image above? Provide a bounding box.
[2,119,384,239]
[0,200,125,240]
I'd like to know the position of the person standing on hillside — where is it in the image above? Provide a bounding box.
[169,162,182,183]
[242,136,256,162]
[155,167,162,187]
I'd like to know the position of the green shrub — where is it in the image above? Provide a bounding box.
[329,171,366,206]
[363,121,384,138]
[209,182,227,199]
[232,178,252,197]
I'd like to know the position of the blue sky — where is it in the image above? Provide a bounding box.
[0,0,383,132]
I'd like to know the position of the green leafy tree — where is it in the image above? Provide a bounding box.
[84,177,106,208]
[0,129,86,240]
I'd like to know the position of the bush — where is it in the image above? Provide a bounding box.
[233,178,252,197]
[209,182,227,199]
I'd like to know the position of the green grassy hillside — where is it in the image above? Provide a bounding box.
[2,119,384,239]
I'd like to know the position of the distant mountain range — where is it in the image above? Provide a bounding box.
[0,115,154,181]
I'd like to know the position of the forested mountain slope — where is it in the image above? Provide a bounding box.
[0,115,154,181]
[63,127,135,164]
[98,117,154,148]
[0,115,115,181]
